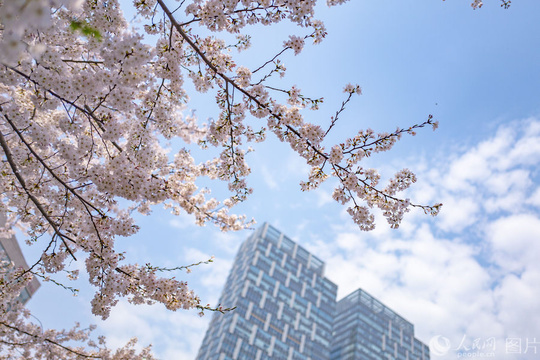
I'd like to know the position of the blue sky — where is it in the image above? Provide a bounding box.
[21,0,540,359]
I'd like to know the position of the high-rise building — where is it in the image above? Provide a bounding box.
[331,289,429,360]
[196,223,430,360]
[196,223,337,360]
[0,213,40,304]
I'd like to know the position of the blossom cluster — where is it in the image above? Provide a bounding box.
[284,35,305,55]
[0,248,156,359]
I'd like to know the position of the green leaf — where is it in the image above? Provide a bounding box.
[69,20,102,41]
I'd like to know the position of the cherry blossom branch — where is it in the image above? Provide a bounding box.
[325,90,356,136]
[32,270,81,295]
[344,116,438,155]
[158,0,441,229]
[4,64,240,231]
[158,0,319,151]
[1,111,106,218]
[178,4,286,27]
[1,105,119,259]
[145,255,215,273]
[2,64,123,154]
[0,129,77,260]
[0,321,101,359]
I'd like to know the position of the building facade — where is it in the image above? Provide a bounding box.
[196,223,429,360]
[330,289,429,360]
[196,223,337,360]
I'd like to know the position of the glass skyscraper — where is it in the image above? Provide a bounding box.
[196,223,337,360]
[331,289,429,360]
[196,223,429,360]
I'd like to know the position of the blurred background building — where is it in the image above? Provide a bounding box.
[331,288,429,360]
[196,223,336,360]
[196,223,429,360]
[0,213,40,304]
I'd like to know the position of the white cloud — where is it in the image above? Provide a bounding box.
[493,270,540,336]
[527,187,540,208]
[504,120,540,169]
[484,169,531,195]
[169,212,195,229]
[315,118,540,359]
[285,151,310,178]
[446,150,492,190]
[314,188,333,207]
[486,214,540,273]
[437,195,480,232]
[259,164,279,189]
[99,300,209,360]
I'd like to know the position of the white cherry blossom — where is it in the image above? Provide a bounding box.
[0,0,504,357]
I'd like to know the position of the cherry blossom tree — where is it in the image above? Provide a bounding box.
[0,0,507,357]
